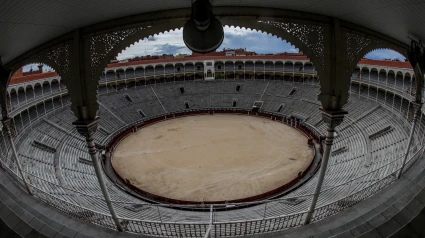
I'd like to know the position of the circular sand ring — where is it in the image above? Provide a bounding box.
[111,113,315,204]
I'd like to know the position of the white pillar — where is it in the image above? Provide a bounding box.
[397,102,422,178]
[73,119,124,231]
[19,113,24,128]
[368,70,371,98]
[304,109,346,224]
[2,118,33,195]
[407,101,411,119]
[16,90,20,106]
[402,73,405,93]
[0,129,7,167]
[24,89,28,104]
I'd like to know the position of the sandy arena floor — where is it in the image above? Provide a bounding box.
[112,114,314,202]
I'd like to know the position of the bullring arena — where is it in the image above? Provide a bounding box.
[112,114,314,202]
[1,55,425,237]
[1,53,424,237]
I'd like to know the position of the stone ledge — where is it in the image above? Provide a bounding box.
[246,152,425,238]
[0,169,154,238]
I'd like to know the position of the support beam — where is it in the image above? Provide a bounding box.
[68,30,99,121]
[0,62,33,195]
[68,31,123,231]
[304,109,346,224]
[203,205,214,238]
[304,18,350,224]
[2,118,33,195]
[397,102,422,178]
[73,119,123,231]
[0,61,12,118]
[318,18,350,111]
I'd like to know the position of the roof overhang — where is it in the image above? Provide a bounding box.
[1,1,424,65]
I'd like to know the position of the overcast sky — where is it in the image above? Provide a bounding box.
[116,27,299,59]
[118,26,405,61]
[23,27,405,72]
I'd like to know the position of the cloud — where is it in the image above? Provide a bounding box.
[154,44,189,55]
[117,29,191,60]
[117,26,298,60]
[220,27,298,54]
[22,64,54,73]
[364,49,406,61]
[117,26,408,63]
[22,28,406,73]
[223,27,252,36]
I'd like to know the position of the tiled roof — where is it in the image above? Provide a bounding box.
[10,72,59,85]
[358,59,412,69]
[9,58,414,85]
[107,55,311,68]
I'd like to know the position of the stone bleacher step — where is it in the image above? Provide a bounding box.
[0,179,80,238]
[301,98,321,106]
[42,118,82,141]
[355,105,380,122]
[79,157,92,165]
[355,176,425,237]
[123,204,151,212]
[314,119,323,127]
[331,146,348,156]
[290,112,309,121]
[53,140,67,187]
[369,126,393,140]
[98,126,111,135]
[339,105,380,131]
[278,198,305,205]
[328,160,425,237]
[99,102,126,125]
[32,140,56,153]
[19,154,43,163]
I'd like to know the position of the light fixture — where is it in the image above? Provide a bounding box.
[183,0,224,54]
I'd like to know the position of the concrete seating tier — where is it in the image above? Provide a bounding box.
[0,78,420,237]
